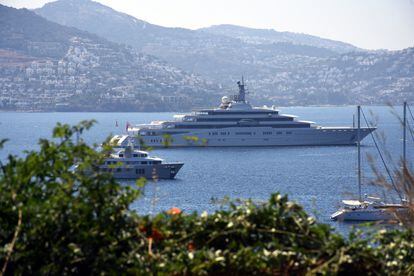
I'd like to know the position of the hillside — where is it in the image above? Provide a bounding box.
[33,0,414,106]
[33,0,340,83]
[0,4,220,111]
[199,24,360,53]
[251,48,414,105]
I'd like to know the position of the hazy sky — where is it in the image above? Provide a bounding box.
[2,0,414,50]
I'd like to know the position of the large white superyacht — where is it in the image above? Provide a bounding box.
[112,80,375,147]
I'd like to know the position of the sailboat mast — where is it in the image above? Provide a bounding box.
[357,105,362,202]
[403,101,407,168]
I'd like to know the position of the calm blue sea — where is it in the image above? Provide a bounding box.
[1,106,412,234]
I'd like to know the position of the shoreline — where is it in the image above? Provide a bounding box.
[0,104,402,113]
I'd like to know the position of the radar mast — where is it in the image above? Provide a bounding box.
[236,76,246,102]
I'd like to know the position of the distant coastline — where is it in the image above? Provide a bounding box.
[0,104,402,113]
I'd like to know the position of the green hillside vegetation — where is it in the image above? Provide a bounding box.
[0,121,413,275]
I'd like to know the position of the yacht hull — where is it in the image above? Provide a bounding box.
[330,209,397,221]
[100,163,184,180]
[123,127,375,148]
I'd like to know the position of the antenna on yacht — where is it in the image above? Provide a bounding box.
[127,137,134,149]
[123,137,134,158]
[357,105,362,202]
[237,76,246,102]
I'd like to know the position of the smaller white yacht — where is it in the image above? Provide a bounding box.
[100,143,183,180]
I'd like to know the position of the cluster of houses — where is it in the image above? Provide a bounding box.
[0,37,216,111]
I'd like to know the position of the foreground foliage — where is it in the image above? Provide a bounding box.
[0,122,413,275]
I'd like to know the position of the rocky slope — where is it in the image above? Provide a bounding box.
[0,4,221,111]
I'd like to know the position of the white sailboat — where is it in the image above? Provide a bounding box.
[330,199,403,221]
[331,105,407,221]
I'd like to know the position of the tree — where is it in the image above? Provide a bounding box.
[0,121,143,274]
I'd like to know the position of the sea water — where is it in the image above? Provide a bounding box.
[1,106,412,234]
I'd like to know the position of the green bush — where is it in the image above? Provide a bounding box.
[0,122,413,275]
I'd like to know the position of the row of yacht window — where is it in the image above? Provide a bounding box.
[144,131,298,140]
[105,160,161,165]
[208,131,293,136]
[101,168,146,174]
[118,153,148,158]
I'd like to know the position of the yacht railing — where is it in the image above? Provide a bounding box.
[136,123,164,129]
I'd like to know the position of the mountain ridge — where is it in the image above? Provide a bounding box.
[33,0,347,90]
[35,0,359,53]
[199,24,361,53]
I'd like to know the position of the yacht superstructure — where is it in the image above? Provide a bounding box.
[112,80,375,148]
